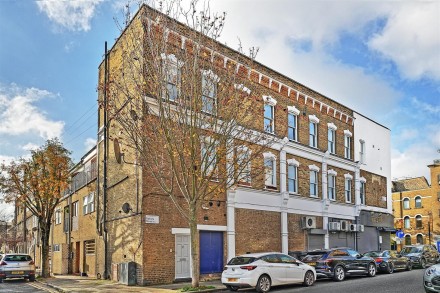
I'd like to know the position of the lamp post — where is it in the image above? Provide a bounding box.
[428,210,432,245]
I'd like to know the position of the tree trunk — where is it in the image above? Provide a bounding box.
[189,205,200,288]
[40,224,51,278]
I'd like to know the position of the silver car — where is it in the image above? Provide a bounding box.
[424,264,440,292]
[0,253,36,282]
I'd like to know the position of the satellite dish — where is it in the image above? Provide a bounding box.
[121,202,131,214]
[114,138,122,164]
[130,109,138,121]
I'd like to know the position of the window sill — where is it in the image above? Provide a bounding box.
[265,185,278,191]
[237,182,252,188]
[309,195,319,199]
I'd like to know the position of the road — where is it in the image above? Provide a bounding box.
[269,269,425,293]
[0,279,55,292]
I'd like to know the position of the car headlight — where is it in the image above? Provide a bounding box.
[426,267,437,276]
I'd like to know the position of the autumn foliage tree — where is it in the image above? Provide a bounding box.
[102,1,278,287]
[0,139,72,277]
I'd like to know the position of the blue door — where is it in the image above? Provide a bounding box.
[200,231,223,274]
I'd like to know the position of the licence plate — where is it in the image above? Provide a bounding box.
[228,278,238,282]
[308,262,316,266]
[11,271,24,275]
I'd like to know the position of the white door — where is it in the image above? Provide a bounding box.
[175,234,191,279]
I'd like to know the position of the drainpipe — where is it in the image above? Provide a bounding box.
[103,41,109,280]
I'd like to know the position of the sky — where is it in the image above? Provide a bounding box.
[0,0,439,213]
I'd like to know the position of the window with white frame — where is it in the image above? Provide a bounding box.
[201,136,218,177]
[72,201,78,217]
[237,146,251,184]
[55,209,61,224]
[287,158,299,194]
[360,178,366,205]
[287,106,300,141]
[263,95,277,134]
[161,54,181,101]
[415,196,422,208]
[53,244,60,252]
[309,115,319,148]
[264,152,277,187]
[327,123,337,154]
[309,165,320,197]
[344,174,353,203]
[83,192,95,215]
[359,139,365,163]
[404,216,410,229]
[403,198,410,209]
[344,130,352,159]
[328,170,337,200]
[201,70,218,114]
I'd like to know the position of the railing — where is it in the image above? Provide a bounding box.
[62,162,97,196]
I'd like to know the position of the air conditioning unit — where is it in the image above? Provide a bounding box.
[340,220,349,231]
[358,224,365,232]
[349,224,357,232]
[329,222,341,231]
[349,224,365,232]
[301,216,316,229]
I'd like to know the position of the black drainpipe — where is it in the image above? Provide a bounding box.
[103,41,109,280]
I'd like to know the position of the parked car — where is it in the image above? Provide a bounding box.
[299,250,328,268]
[313,248,376,281]
[0,253,36,282]
[400,245,439,269]
[363,250,412,273]
[424,263,440,292]
[222,252,316,292]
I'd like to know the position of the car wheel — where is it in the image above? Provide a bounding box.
[367,263,376,277]
[303,270,315,287]
[29,275,35,282]
[406,262,412,271]
[387,262,394,274]
[421,258,427,269]
[333,265,345,282]
[256,275,271,293]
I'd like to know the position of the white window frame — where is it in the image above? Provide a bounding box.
[327,169,337,200]
[287,158,299,194]
[309,164,320,198]
[161,53,181,102]
[360,177,366,205]
[403,198,410,209]
[287,106,300,141]
[344,130,352,159]
[344,174,353,203]
[237,146,251,184]
[415,196,422,208]
[55,209,61,225]
[201,136,218,177]
[359,139,365,164]
[53,244,60,252]
[201,70,219,114]
[309,115,319,148]
[263,152,277,188]
[72,201,78,217]
[83,192,95,215]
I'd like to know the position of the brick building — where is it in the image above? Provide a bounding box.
[93,4,393,285]
[392,160,440,250]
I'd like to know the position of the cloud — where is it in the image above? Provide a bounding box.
[0,83,64,139]
[411,96,440,115]
[36,0,104,32]
[21,143,40,151]
[368,2,440,81]
[84,137,97,152]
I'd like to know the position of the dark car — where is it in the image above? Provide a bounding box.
[363,250,412,273]
[300,250,328,268]
[400,245,440,269]
[310,248,376,281]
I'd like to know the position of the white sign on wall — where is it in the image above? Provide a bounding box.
[145,215,159,224]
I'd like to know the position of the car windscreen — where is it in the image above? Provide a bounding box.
[302,253,326,261]
[4,255,32,262]
[227,257,256,265]
[400,247,422,254]
[363,251,381,257]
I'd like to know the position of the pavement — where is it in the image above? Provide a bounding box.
[37,275,228,293]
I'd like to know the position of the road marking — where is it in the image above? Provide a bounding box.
[28,282,58,292]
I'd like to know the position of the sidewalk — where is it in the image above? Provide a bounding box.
[37,275,227,293]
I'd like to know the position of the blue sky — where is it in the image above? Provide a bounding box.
[0,0,439,215]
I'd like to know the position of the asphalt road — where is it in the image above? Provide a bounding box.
[0,278,55,292]
[267,269,425,293]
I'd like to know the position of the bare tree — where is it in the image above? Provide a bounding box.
[103,1,278,287]
[0,139,72,277]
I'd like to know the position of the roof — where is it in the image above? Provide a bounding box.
[392,176,430,192]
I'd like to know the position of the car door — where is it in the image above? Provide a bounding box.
[346,249,363,272]
[278,254,304,283]
[260,254,286,285]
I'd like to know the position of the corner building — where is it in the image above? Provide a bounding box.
[97,5,392,284]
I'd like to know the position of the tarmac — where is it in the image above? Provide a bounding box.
[37,275,228,293]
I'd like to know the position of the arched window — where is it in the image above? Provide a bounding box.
[416,215,423,229]
[405,235,411,245]
[417,234,424,244]
[415,196,422,208]
[404,216,410,229]
[403,198,410,209]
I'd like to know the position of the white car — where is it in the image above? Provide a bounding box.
[0,253,36,282]
[222,252,316,292]
[424,264,440,292]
